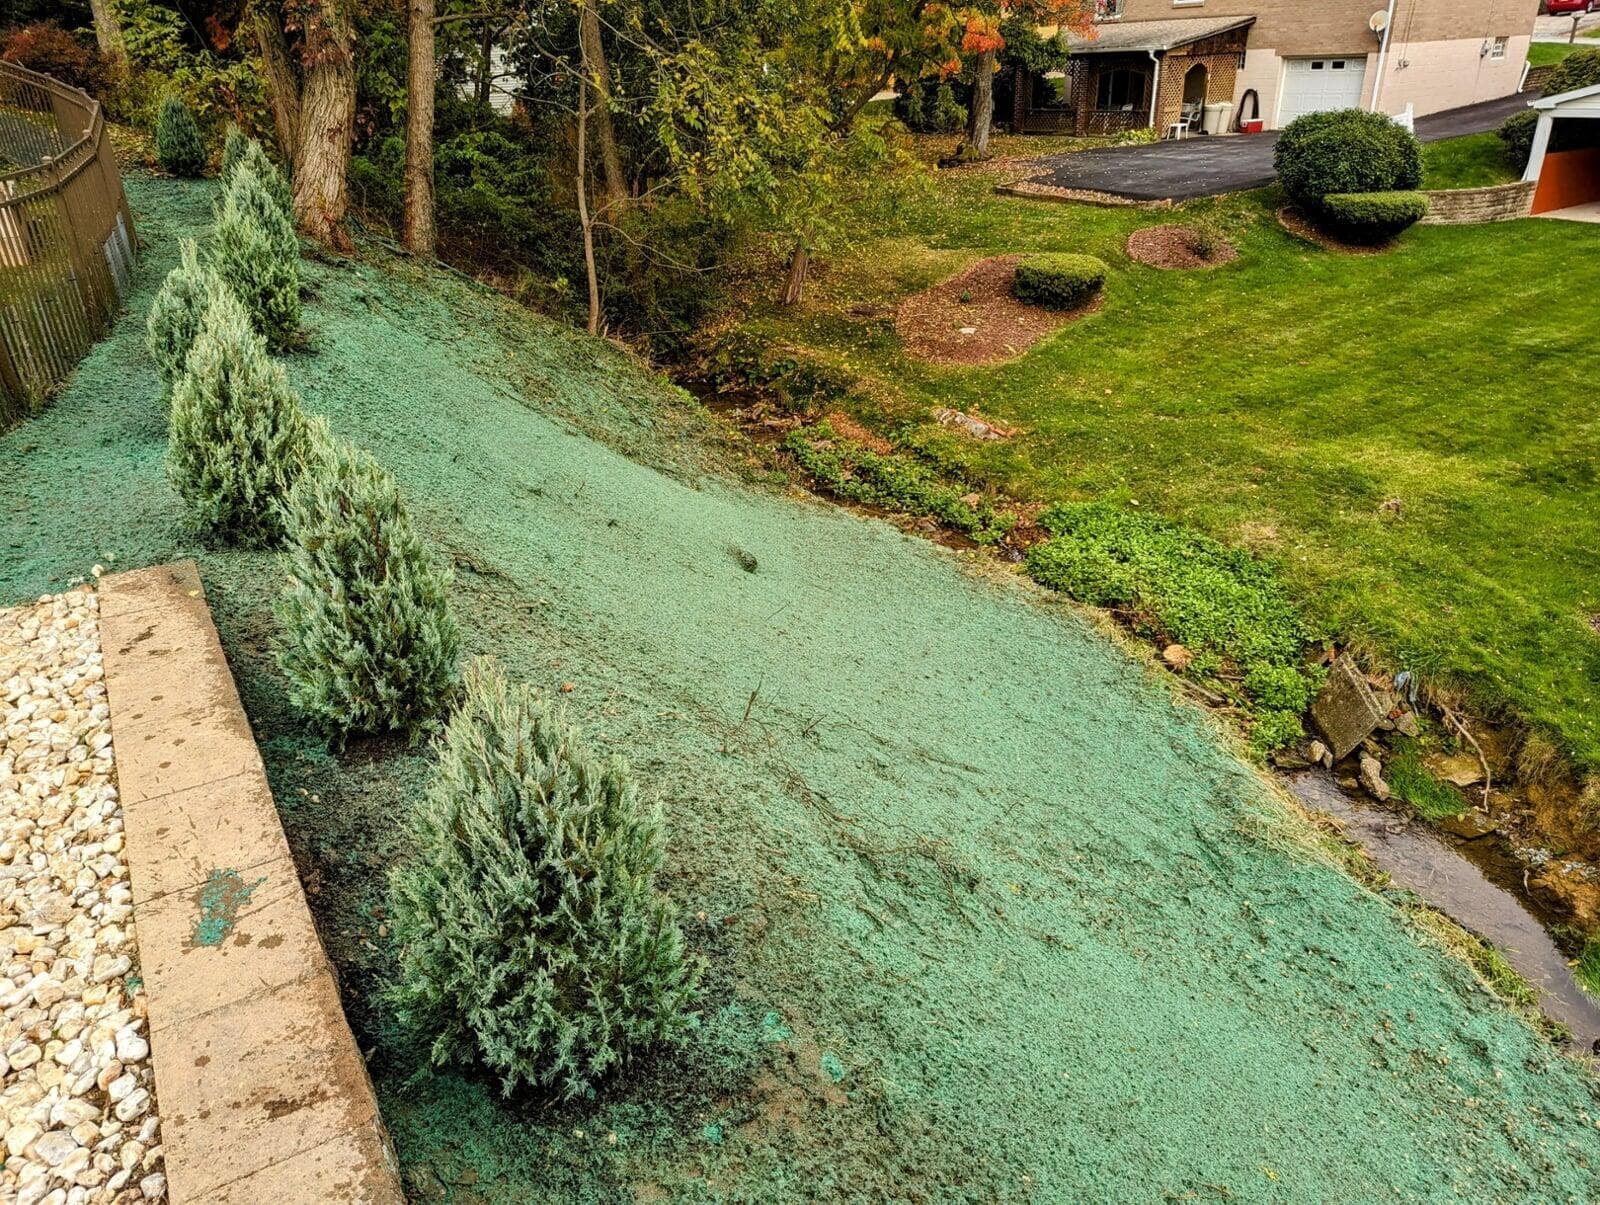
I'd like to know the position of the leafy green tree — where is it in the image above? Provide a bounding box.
[167,286,314,545]
[275,437,460,742]
[211,164,302,348]
[155,94,206,176]
[387,657,700,1098]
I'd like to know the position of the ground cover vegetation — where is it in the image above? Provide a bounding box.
[6,173,1600,1198]
[712,134,1600,787]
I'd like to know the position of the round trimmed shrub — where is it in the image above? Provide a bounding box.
[1273,109,1421,208]
[167,287,315,545]
[1011,253,1107,311]
[386,657,700,1099]
[274,437,460,742]
[1319,191,1429,244]
[155,95,206,178]
[211,164,301,349]
[147,238,225,389]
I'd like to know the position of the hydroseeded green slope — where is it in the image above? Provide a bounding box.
[3,176,1598,1201]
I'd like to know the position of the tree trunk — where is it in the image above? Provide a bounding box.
[476,18,493,106]
[966,49,996,160]
[403,0,437,256]
[86,0,127,72]
[252,1,302,162]
[292,0,357,251]
[780,244,809,306]
[578,0,627,215]
[576,78,602,337]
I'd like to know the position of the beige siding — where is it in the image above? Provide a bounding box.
[1107,0,1536,55]
[1099,0,1539,126]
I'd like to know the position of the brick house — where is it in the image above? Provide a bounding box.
[1011,0,1539,136]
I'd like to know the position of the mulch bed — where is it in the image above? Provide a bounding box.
[1276,206,1390,256]
[1126,225,1238,270]
[895,255,1097,366]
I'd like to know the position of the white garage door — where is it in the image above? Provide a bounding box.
[1279,57,1368,126]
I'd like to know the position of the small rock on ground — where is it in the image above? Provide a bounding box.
[0,590,164,1203]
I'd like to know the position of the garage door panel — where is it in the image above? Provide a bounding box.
[1279,57,1368,125]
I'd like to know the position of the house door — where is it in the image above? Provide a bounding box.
[1278,57,1367,127]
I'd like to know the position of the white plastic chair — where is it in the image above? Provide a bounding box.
[1165,101,1202,140]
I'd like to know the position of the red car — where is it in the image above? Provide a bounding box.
[1546,0,1596,14]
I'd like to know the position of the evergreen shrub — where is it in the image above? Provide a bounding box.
[386,658,700,1098]
[275,437,460,741]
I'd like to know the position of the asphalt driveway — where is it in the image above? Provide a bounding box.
[1027,94,1530,201]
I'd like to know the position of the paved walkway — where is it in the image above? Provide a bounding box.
[1026,94,1530,201]
[1532,12,1600,40]
[100,562,403,1205]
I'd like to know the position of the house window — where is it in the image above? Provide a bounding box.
[1490,36,1508,60]
[1096,67,1145,110]
[1096,0,1125,18]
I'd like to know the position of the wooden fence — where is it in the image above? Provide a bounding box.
[0,61,137,427]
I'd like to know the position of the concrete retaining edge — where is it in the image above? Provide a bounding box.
[99,561,403,1205]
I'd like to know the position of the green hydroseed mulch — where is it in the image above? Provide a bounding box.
[3,175,1599,1201]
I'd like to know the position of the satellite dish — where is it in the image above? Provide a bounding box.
[1369,9,1390,33]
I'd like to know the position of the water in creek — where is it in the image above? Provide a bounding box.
[1286,771,1600,1052]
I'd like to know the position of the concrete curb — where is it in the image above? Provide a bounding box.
[99,561,404,1205]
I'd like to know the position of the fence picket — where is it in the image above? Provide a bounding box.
[0,62,136,427]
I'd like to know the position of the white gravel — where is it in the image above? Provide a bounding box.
[0,591,163,1204]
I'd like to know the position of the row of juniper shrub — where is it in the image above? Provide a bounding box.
[144,138,700,1101]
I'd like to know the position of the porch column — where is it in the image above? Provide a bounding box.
[1523,112,1555,183]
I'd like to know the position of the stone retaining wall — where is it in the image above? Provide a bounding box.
[99,561,403,1205]
[1421,180,1536,225]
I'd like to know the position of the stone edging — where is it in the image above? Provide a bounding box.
[995,180,1175,209]
[98,561,403,1204]
[1421,180,1535,225]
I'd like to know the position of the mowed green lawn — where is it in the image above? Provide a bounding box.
[1529,40,1593,67]
[737,161,1600,765]
[1421,132,1520,188]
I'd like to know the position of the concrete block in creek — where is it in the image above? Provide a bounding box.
[1311,656,1384,761]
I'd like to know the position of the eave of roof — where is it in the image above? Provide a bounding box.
[1530,81,1600,112]
[1064,15,1257,55]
